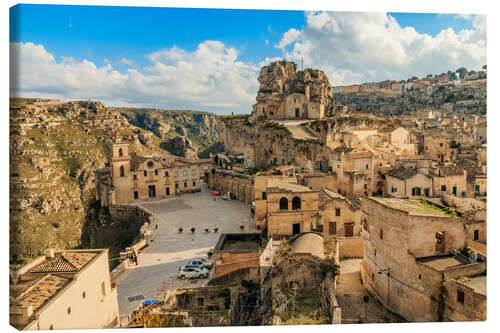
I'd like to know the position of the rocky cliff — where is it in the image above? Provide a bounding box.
[118,108,221,158]
[9,98,175,263]
[217,114,398,171]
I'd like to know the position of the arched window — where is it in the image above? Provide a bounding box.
[279,197,288,210]
[120,165,125,177]
[292,196,301,210]
[118,148,123,157]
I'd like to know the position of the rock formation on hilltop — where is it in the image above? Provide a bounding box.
[250,60,338,121]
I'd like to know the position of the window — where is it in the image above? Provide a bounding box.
[474,229,479,241]
[144,170,147,177]
[184,182,188,188]
[292,196,301,210]
[118,148,123,157]
[374,249,377,257]
[165,171,169,177]
[457,290,465,304]
[120,165,125,177]
[364,184,367,189]
[440,143,443,147]
[101,281,107,296]
[262,192,267,200]
[82,291,86,299]
[279,197,288,210]
[418,274,422,280]
[133,174,137,180]
[175,183,179,189]
[193,181,196,187]
[344,222,354,237]
[134,191,138,200]
[166,187,170,196]
[328,222,336,235]
[366,164,369,170]
[197,298,204,307]
[371,273,375,281]
[379,229,384,240]
[49,325,54,330]
[67,307,71,315]
[412,187,421,196]
[155,169,158,176]
[441,185,446,191]
[335,208,341,216]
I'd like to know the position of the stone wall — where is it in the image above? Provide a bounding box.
[338,236,364,258]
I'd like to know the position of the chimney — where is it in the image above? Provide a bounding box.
[45,248,55,258]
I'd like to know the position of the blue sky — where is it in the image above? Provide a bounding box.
[10,5,474,65]
[9,4,486,114]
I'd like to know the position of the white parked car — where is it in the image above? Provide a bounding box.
[177,265,209,279]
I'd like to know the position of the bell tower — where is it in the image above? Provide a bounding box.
[110,135,132,203]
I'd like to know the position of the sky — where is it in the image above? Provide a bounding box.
[9,4,487,114]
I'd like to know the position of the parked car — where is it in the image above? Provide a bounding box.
[177,265,209,279]
[187,258,213,270]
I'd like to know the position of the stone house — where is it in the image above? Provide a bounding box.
[95,141,211,206]
[428,165,467,198]
[212,233,262,280]
[338,150,376,196]
[10,249,120,330]
[360,197,486,322]
[386,167,433,198]
[265,178,320,237]
[318,189,361,237]
[378,126,416,154]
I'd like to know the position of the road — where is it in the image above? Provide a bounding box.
[114,181,255,324]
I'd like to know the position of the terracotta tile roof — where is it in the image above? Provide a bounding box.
[12,275,70,312]
[28,252,98,273]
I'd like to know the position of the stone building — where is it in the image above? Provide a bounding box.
[95,141,212,206]
[428,165,467,198]
[360,197,486,322]
[265,177,320,237]
[318,189,361,237]
[249,60,336,122]
[212,233,262,280]
[208,153,254,204]
[10,249,120,330]
[386,166,433,198]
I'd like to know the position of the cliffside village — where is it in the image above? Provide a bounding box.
[10,60,486,328]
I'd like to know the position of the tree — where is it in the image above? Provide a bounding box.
[456,67,468,79]
[427,74,433,78]
[482,64,487,70]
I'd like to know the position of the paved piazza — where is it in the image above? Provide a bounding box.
[115,181,255,322]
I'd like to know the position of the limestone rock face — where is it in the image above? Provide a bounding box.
[9,98,170,263]
[162,136,198,159]
[257,61,332,102]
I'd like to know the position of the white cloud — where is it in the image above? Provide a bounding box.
[10,41,260,114]
[118,57,133,66]
[10,13,487,113]
[276,12,487,85]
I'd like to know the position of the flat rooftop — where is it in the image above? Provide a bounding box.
[214,233,261,253]
[417,254,469,271]
[461,275,486,296]
[267,177,311,192]
[370,197,458,217]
